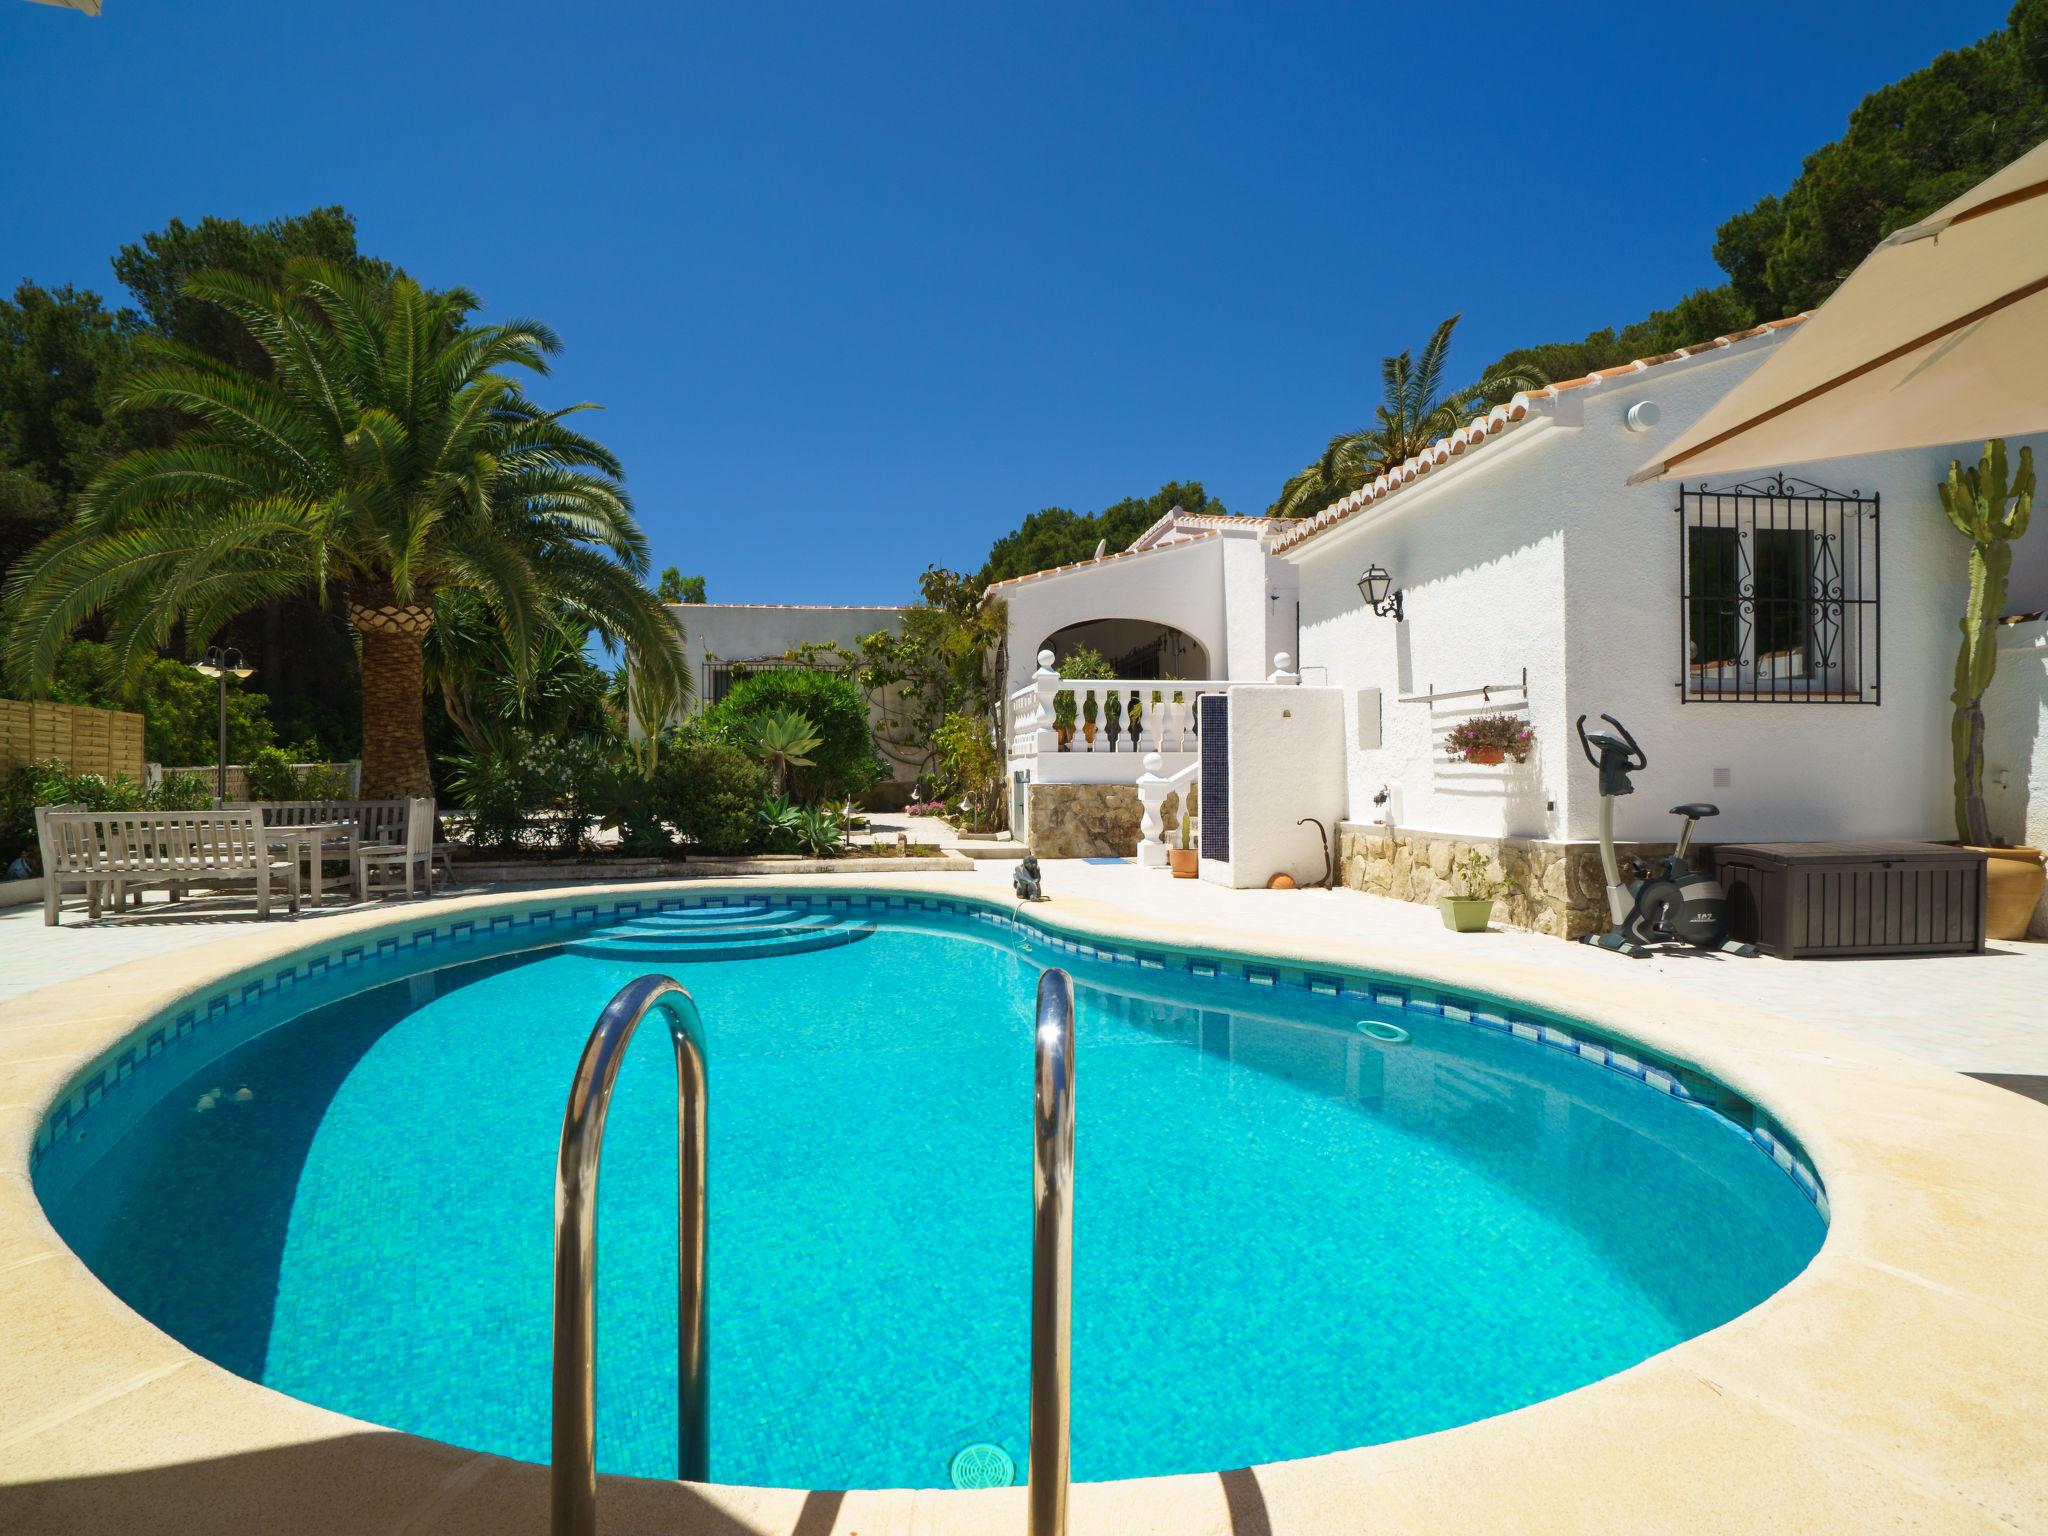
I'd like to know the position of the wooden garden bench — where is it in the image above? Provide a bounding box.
[41,809,301,926]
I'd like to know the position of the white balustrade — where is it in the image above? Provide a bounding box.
[1136,752,1201,869]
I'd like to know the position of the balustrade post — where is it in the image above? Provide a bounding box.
[1135,752,1169,869]
[1268,651,1300,685]
[1032,650,1061,756]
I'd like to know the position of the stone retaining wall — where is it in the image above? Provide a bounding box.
[1336,823,1679,938]
[1025,783,1145,859]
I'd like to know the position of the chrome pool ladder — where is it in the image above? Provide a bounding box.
[547,967,1075,1536]
[551,974,709,1536]
[1031,968,1075,1536]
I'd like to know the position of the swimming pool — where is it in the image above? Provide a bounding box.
[31,890,1824,1492]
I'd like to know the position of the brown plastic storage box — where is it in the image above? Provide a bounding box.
[1713,842,1988,959]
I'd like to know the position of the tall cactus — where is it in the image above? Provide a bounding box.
[1940,439,2034,845]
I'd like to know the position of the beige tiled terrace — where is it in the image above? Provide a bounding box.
[1,864,2045,1534]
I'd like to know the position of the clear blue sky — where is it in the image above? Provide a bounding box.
[0,0,2015,603]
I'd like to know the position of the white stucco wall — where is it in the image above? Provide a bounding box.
[1286,335,2048,850]
[1292,422,1571,840]
[997,528,1297,696]
[1203,684,1347,889]
[1984,619,2048,936]
[1565,388,2048,844]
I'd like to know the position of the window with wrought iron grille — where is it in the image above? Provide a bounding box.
[1677,475,1880,704]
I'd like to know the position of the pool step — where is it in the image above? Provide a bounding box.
[565,913,874,963]
[606,905,809,933]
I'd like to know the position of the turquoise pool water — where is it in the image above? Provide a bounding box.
[39,900,1823,1489]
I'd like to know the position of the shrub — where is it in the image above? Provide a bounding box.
[149,771,214,811]
[244,746,303,801]
[0,759,161,872]
[700,669,884,804]
[443,742,537,852]
[656,739,768,855]
[932,712,1005,833]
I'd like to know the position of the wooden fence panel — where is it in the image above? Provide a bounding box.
[0,699,147,781]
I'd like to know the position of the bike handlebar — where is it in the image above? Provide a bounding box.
[1575,713,1648,770]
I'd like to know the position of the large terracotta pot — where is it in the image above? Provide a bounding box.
[1169,847,1199,879]
[1969,844,2046,940]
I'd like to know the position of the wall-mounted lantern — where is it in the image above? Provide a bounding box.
[1357,565,1404,622]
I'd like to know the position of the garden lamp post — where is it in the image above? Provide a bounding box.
[191,647,254,802]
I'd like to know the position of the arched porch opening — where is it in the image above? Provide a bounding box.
[1038,619,1211,678]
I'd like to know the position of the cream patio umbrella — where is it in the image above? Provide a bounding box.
[1631,137,2048,484]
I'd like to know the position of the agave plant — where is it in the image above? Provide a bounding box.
[750,708,822,797]
[793,805,844,858]
[755,792,804,853]
[1,259,687,798]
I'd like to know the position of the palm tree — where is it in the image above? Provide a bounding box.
[1271,314,1544,519]
[1,260,687,797]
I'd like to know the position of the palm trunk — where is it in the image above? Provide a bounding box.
[350,598,436,800]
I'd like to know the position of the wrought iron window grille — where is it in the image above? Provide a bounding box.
[1677,473,1880,705]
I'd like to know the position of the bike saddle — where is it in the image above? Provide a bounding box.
[1670,803,1720,819]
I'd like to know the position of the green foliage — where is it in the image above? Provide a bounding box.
[1050,643,1113,731]
[980,483,1229,585]
[0,757,217,866]
[747,708,823,797]
[655,738,768,854]
[1940,440,2035,844]
[931,711,1005,833]
[656,567,706,603]
[1,256,686,803]
[1447,847,1510,903]
[111,207,396,386]
[47,639,277,764]
[149,770,213,811]
[242,745,350,802]
[792,804,844,857]
[700,668,883,804]
[755,792,805,853]
[0,283,139,576]
[1271,316,1544,519]
[245,746,305,802]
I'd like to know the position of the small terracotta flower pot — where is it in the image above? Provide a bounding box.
[1169,847,1199,878]
[1464,745,1506,765]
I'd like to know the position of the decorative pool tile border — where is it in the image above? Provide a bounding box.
[26,886,1828,1221]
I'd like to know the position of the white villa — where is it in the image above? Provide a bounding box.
[1001,318,2048,936]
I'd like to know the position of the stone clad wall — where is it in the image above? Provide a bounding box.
[1336,822,1678,938]
[1026,783,1146,859]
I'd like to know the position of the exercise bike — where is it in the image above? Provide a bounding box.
[1576,713,1754,959]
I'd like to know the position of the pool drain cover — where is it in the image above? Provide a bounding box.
[949,1441,1015,1489]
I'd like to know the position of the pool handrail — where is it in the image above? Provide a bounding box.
[1030,968,1076,1536]
[552,973,709,1536]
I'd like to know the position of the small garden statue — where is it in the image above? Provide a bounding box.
[1013,852,1046,901]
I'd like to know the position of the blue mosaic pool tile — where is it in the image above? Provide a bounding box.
[21,882,1834,1220]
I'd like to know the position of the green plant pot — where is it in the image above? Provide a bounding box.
[1438,895,1494,933]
